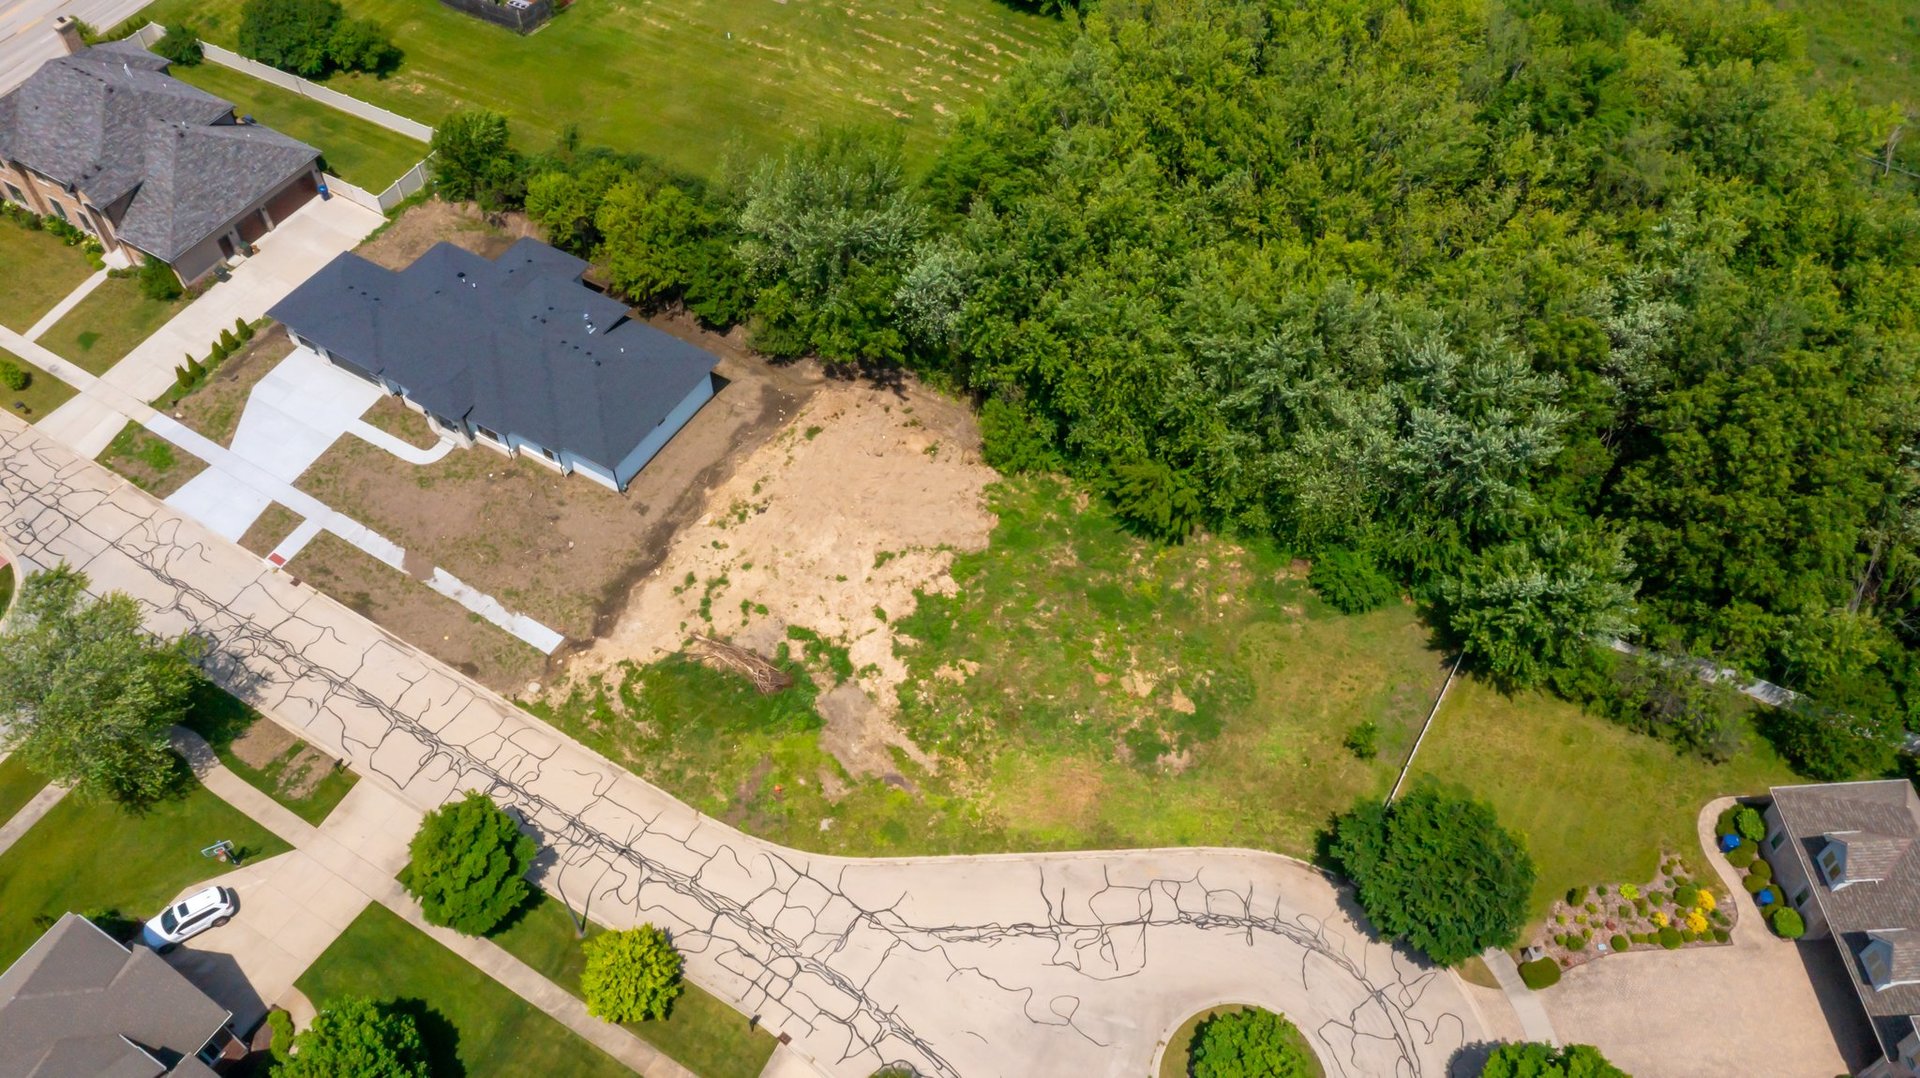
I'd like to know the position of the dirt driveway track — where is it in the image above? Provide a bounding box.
[0,416,1485,1077]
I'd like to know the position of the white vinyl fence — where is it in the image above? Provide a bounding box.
[138,24,436,213]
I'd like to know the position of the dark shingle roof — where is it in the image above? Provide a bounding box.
[0,43,317,260]
[269,238,720,473]
[1772,780,1920,1058]
[0,914,230,1078]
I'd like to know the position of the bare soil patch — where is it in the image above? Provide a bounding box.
[355,199,540,271]
[573,374,998,778]
[239,503,303,558]
[171,326,298,446]
[226,719,337,799]
[285,530,546,693]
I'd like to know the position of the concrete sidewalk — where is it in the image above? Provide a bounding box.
[23,268,108,342]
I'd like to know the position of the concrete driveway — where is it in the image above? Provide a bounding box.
[1540,798,1871,1076]
[166,346,383,539]
[37,195,381,458]
[0,416,1490,1078]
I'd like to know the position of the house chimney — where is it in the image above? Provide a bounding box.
[53,15,85,55]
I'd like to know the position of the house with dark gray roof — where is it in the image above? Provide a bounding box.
[1765,780,1920,1077]
[0,913,238,1077]
[0,21,322,284]
[270,237,721,492]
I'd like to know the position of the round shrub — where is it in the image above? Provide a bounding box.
[1744,873,1770,894]
[1609,934,1630,952]
[1772,907,1806,939]
[1673,882,1700,908]
[1596,885,1609,896]
[582,924,683,1023]
[1631,932,1652,944]
[0,361,27,392]
[1518,957,1561,990]
[1736,806,1766,842]
[398,790,536,936]
[1567,934,1587,952]
[1189,1006,1317,1078]
[1658,927,1683,950]
[1748,859,1773,882]
[1712,928,1730,943]
[1715,806,1741,837]
[1308,547,1398,614]
[1726,844,1756,868]
[1566,886,1587,906]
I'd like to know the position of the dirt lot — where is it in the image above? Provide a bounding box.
[571,375,999,776]
[171,327,298,446]
[286,531,546,693]
[356,199,539,270]
[239,503,302,558]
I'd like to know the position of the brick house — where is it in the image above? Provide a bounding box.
[0,19,323,284]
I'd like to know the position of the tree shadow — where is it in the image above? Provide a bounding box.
[385,997,464,1078]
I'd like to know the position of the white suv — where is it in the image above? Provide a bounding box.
[142,886,238,952]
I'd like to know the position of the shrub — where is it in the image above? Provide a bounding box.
[1633,898,1649,915]
[581,925,683,1023]
[1726,844,1756,868]
[1190,1007,1317,1078]
[1712,928,1730,943]
[1681,929,1700,942]
[398,790,536,936]
[1771,907,1805,939]
[266,1009,295,1065]
[1748,858,1773,882]
[277,997,428,1078]
[1608,934,1629,952]
[153,23,202,64]
[1596,885,1608,896]
[1658,927,1682,949]
[235,317,255,341]
[1110,460,1206,542]
[1651,911,1669,927]
[1480,1043,1628,1078]
[1329,788,1536,966]
[1343,720,1378,760]
[978,396,1060,475]
[1695,889,1716,912]
[0,361,27,392]
[1566,934,1587,951]
[1631,932,1651,944]
[1736,806,1766,841]
[1618,883,1640,901]
[42,215,84,244]
[1715,805,1741,837]
[137,257,182,301]
[1743,873,1770,894]
[1517,958,1561,990]
[1685,910,1709,933]
[1648,890,1666,906]
[218,328,240,352]
[1308,547,1398,613]
[1566,886,1587,906]
[1673,882,1699,908]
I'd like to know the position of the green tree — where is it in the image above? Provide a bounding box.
[1442,526,1638,688]
[0,360,28,392]
[137,257,181,302]
[237,0,396,75]
[152,23,202,66]
[1329,787,1536,966]
[1189,1008,1315,1078]
[1480,1042,1629,1078]
[430,111,523,210]
[1309,547,1398,614]
[1109,460,1204,542]
[581,924,684,1023]
[276,997,429,1078]
[398,790,537,935]
[0,566,202,805]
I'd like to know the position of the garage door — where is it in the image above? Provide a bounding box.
[264,171,319,227]
[237,208,269,245]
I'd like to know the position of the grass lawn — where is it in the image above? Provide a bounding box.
[1156,1005,1324,1078]
[1410,677,1800,919]
[0,220,96,332]
[1776,0,1919,170]
[0,753,47,829]
[489,894,777,1078]
[297,903,632,1078]
[97,421,207,498]
[137,0,1065,178]
[0,346,77,423]
[0,762,291,968]
[40,273,185,376]
[0,560,14,618]
[168,62,427,189]
[180,679,359,827]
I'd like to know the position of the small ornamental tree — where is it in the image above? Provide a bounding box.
[1189,1008,1316,1078]
[399,790,536,935]
[1772,907,1806,939]
[1480,1042,1628,1078]
[430,110,523,210]
[0,360,28,392]
[1329,787,1535,966]
[277,997,429,1078]
[1309,547,1398,614]
[153,23,203,65]
[581,925,684,1023]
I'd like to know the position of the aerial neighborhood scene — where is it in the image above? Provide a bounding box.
[0,0,1918,1074]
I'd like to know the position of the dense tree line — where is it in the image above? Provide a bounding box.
[444,0,1920,769]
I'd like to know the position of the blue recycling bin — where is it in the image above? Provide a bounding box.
[1757,887,1775,906]
[1720,834,1742,852]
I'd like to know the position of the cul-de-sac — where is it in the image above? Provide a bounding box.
[0,0,1917,1075]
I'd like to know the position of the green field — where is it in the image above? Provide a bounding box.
[0,764,291,968]
[169,62,427,189]
[41,274,185,376]
[135,0,1064,177]
[298,904,632,1078]
[0,346,77,423]
[489,895,778,1078]
[0,220,95,333]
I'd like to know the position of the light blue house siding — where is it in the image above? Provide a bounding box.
[611,374,717,489]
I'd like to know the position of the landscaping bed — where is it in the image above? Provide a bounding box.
[296,903,632,1078]
[1529,856,1733,974]
[488,894,778,1078]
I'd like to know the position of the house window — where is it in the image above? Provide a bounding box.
[1792,886,1810,907]
[1862,941,1893,987]
[3,183,22,204]
[476,426,501,443]
[1817,842,1846,886]
[539,447,558,462]
[1769,830,1786,850]
[50,202,67,222]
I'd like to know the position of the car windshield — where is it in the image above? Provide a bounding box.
[161,910,179,933]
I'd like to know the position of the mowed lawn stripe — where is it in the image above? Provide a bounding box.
[135,0,1066,177]
[167,61,427,189]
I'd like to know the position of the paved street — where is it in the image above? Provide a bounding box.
[0,416,1488,1076]
[0,0,148,95]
